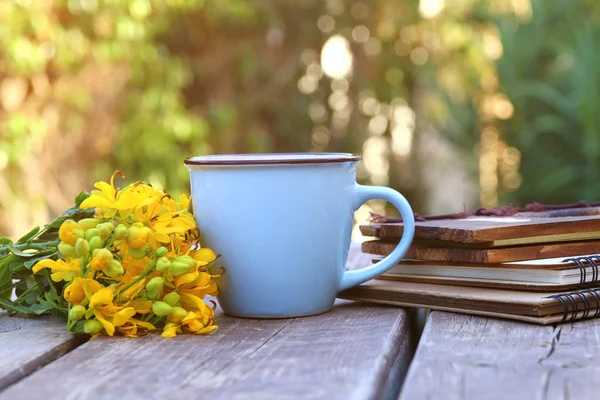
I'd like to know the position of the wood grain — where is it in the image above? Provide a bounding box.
[360,215,600,245]
[0,302,414,400]
[0,314,86,391]
[363,239,600,263]
[399,311,600,400]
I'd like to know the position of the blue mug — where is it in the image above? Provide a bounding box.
[185,153,415,318]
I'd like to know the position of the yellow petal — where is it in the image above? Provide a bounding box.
[161,323,180,338]
[79,195,113,210]
[115,191,139,210]
[32,259,61,274]
[89,288,114,308]
[179,293,207,312]
[81,279,103,299]
[130,300,153,314]
[95,181,116,197]
[191,248,216,263]
[119,277,147,300]
[113,307,136,327]
[131,318,156,331]
[153,232,171,243]
[64,282,85,304]
[174,271,199,289]
[50,272,66,282]
[178,194,190,210]
[195,325,218,334]
[94,311,115,336]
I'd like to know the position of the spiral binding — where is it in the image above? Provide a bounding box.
[549,288,600,323]
[561,255,600,286]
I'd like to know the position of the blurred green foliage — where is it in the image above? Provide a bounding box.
[1,0,600,237]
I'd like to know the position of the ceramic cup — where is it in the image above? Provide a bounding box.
[184,153,415,318]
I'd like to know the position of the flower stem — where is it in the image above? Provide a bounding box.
[12,282,41,305]
[114,263,155,297]
[0,239,61,255]
[0,298,31,315]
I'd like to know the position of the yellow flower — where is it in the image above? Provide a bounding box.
[162,305,217,338]
[79,171,138,218]
[89,248,113,271]
[58,220,84,246]
[119,318,156,338]
[190,248,217,266]
[32,258,81,282]
[64,278,102,305]
[129,299,153,314]
[161,322,180,338]
[89,288,136,336]
[175,270,218,312]
[126,223,153,249]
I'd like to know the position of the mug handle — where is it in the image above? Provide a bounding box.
[339,184,415,292]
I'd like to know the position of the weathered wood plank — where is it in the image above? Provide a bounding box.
[1,302,414,400]
[399,311,600,400]
[0,314,86,391]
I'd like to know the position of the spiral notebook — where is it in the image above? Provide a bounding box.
[378,254,600,291]
[338,280,600,325]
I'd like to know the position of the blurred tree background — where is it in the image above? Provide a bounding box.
[0,0,598,238]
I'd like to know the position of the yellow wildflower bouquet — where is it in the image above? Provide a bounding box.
[0,172,222,338]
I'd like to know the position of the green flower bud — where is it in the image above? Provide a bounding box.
[69,305,86,322]
[97,223,114,240]
[167,306,188,323]
[127,226,141,241]
[114,224,128,240]
[84,228,101,241]
[105,259,124,277]
[173,255,196,268]
[155,246,168,257]
[156,257,171,273]
[146,289,158,299]
[170,261,193,276]
[152,301,173,317]
[163,291,180,306]
[78,218,101,231]
[88,236,103,252]
[146,277,164,294]
[75,238,90,257]
[128,245,148,260]
[58,243,75,258]
[84,319,103,334]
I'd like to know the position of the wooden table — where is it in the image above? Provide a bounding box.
[2,246,600,399]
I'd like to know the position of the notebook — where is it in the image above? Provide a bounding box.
[360,215,600,247]
[378,254,600,291]
[362,239,600,263]
[338,280,600,325]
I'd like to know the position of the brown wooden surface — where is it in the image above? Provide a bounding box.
[363,239,600,263]
[361,215,600,245]
[0,301,414,400]
[0,313,86,391]
[399,311,600,400]
[0,242,416,399]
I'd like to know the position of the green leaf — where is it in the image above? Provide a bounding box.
[48,216,68,229]
[8,244,37,258]
[0,260,11,287]
[74,191,91,207]
[0,237,13,245]
[16,226,41,244]
[29,301,54,315]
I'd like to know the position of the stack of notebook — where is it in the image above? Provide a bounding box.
[339,212,600,324]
